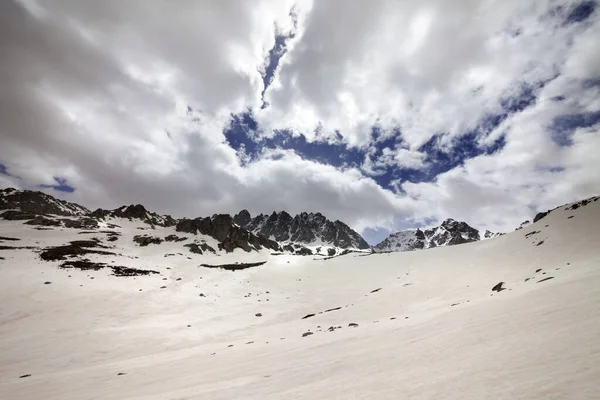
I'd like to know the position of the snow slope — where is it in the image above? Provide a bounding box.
[0,197,599,399]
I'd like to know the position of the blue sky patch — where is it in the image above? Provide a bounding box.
[549,111,600,146]
[564,1,597,25]
[260,9,297,109]
[40,177,75,193]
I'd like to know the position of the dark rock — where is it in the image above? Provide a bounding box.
[491,282,505,292]
[533,211,549,223]
[370,288,382,293]
[535,269,542,273]
[133,235,163,247]
[302,331,314,337]
[63,217,99,229]
[44,281,51,285]
[348,323,359,327]
[117,372,126,376]
[59,259,158,277]
[177,215,281,253]
[0,188,89,216]
[235,210,369,249]
[323,307,341,313]
[91,204,176,227]
[302,313,316,319]
[537,277,555,283]
[40,240,115,261]
[24,216,62,227]
[0,236,20,241]
[233,209,251,227]
[255,313,262,317]
[199,261,266,271]
[19,374,31,378]
[184,242,216,255]
[164,234,187,242]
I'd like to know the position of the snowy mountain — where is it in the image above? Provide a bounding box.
[0,188,362,256]
[0,187,89,216]
[233,210,370,249]
[373,218,491,253]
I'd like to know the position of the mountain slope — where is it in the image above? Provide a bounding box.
[1,193,599,399]
[234,210,369,249]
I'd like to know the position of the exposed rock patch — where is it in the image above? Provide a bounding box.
[40,240,115,261]
[177,215,281,253]
[59,259,158,276]
[133,235,163,247]
[492,282,506,292]
[198,261,267,271]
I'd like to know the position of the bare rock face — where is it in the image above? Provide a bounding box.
[0,188,89,216]
[233,210,369,249]
[90,204,176,227]
[176,215,281,253]
[232,209,251,227]
[533,211,549,223]
[133,235,163,247]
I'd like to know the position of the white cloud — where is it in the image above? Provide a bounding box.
[0,0,599,242]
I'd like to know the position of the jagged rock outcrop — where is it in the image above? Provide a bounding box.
[0,188,89,216]
[90,204,176,227]
[233,210,369,249]
[232,209,252,227]
[176,214,282,253]
[373,218,488,253]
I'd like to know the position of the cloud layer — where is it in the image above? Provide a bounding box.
[1,0,599,244]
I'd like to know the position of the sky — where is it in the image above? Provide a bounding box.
[1,0,599,245]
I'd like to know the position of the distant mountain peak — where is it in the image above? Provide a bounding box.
[0,187,89,216]
[374,218,486,253]
[90,204,176,227]
[235,210,369,249]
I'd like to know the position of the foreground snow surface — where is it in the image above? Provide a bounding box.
[1,201,600,399]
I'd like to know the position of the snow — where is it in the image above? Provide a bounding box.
[1,198,600,399]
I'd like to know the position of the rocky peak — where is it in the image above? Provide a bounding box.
[90,204,176,227]
[374,218,485,253]
[176,214,281,253]
[0,187,89,216]
[235,209,369,249]
[233,209,251,226]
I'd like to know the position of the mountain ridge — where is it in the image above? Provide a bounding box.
[233,209,370,250]
[373,218,498,253]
